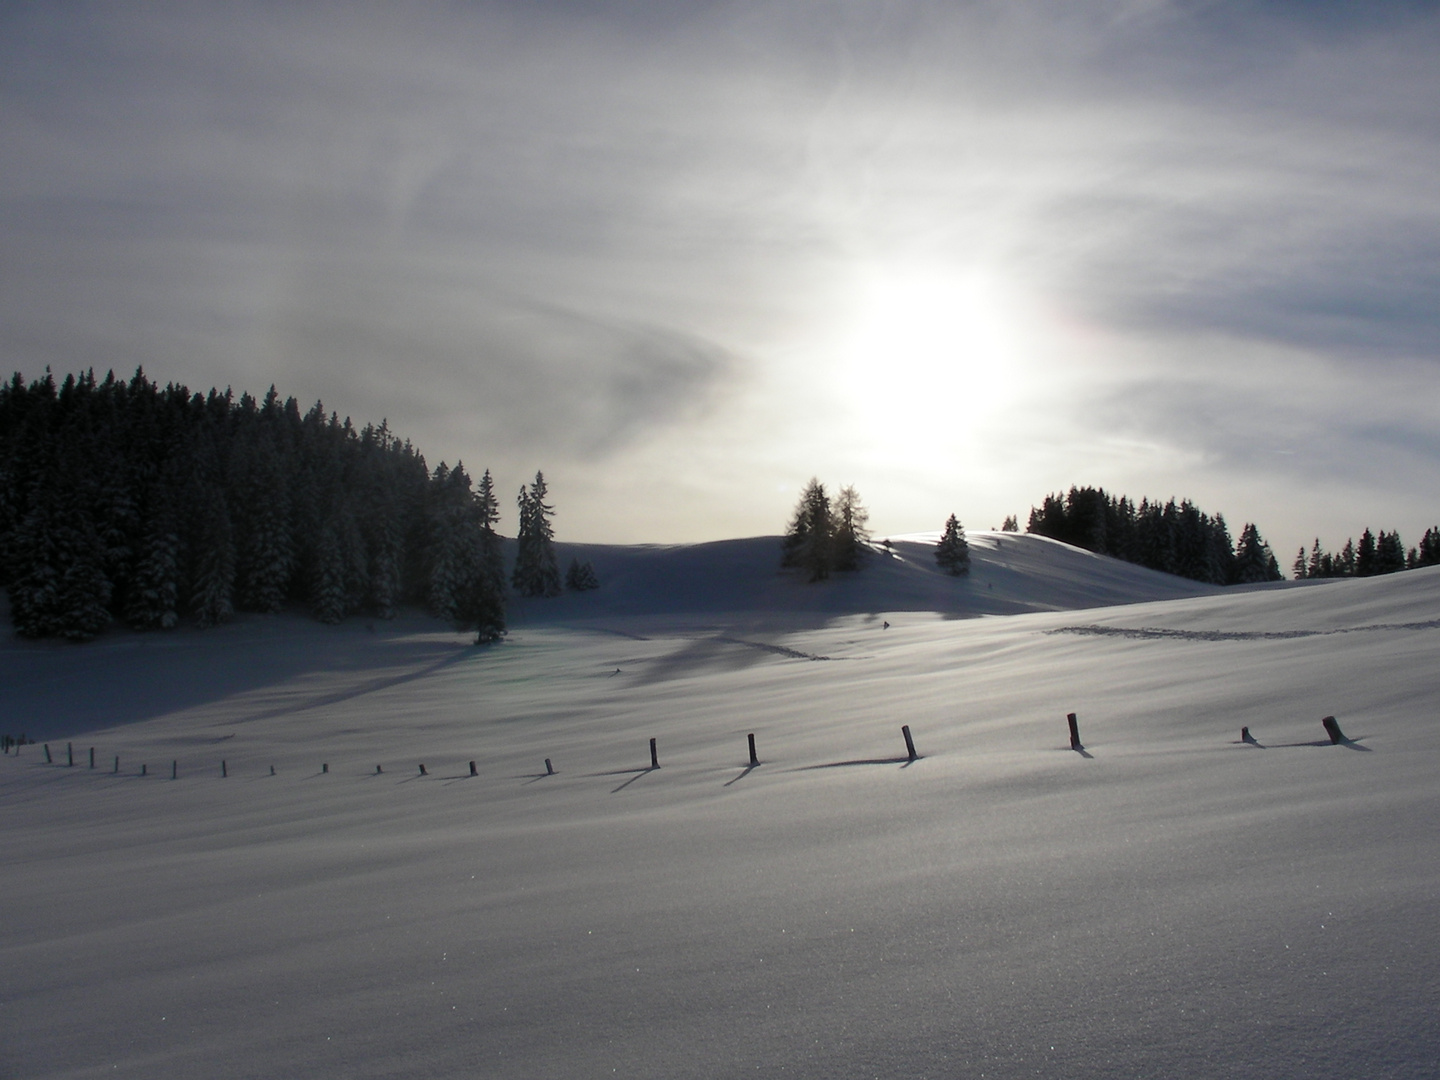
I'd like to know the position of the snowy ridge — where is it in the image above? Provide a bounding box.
[2,551,1438,1079]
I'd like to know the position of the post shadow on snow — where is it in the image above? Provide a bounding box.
[1264,736,1373,751]
[723,762,760,786]
[1235,718,1372,751]
[585,766,659,793]
[793,755,920,771]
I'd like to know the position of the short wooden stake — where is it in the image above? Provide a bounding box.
[322,763,329,773]
[44,743,52,764]
[1067,712,1082,751]
[221,759,227,778]
[1321,715,1347,744]
[418,763,427,776]
[171,760,177,780]
[650,737,659,769]
[376,765,383,774]
[89,747,95,769]
[901,724,917,761]
[469,760,477,776]
[113,755,119,773]
[141,763,147,776]
[270,765,275,776]
[748,733,758,766]
[67,742,74,767]
[1241,726,1253,743]
[545,757,554,775]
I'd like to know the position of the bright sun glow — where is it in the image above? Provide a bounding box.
[840,268,1026,443]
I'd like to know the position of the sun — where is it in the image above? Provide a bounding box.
[840,268,1024,438]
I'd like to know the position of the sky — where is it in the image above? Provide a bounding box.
[3,1,1439,555]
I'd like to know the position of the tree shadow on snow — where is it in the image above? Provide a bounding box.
[0,620,489,741]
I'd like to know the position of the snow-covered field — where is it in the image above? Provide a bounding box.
[3,534,1437,1079]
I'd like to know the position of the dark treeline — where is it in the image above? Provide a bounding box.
[1026,486,1283,585]
[0,368,537,642]
[1293,527,1440,579]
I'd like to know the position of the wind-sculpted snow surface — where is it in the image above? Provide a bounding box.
[2,559,1439,1078]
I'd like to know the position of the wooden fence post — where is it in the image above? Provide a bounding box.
[221,760,227,778]
[650,738,659,769]
[89,747,95,769]
[901,724,917,761]
[1067,713,1082,751]
[469,761,477,776]
[1321,715,1347,744]
[545,758,554,775]
[44,743,52,764]
[748,733,758,766]
[418,763,427,776]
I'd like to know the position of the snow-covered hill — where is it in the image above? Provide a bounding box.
[3,543,1437,1079]
[519,531,1220,626]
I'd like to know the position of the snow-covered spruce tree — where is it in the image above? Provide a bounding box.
[427,462,506,640]
[126,490,181,630]
[231,429,292,613]
[781,478,834,582]
[1417,527,1440,568]
[426,463,470,622]
[936,514,971,576]
[311,517,349,625]
[1231,523,1282,584]
[1292,547,1308,581]
[832,485,871,572]
[1376,530,1407,574]
[475,469,506,597]
[188,485,236,628]
[511,471,561,598]
[565,557,599,592]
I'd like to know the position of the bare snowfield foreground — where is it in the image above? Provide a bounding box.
[3,534,1438,1079]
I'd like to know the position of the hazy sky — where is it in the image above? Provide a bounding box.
[3,2,1438,554]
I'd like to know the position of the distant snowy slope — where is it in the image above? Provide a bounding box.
[515,531,1217,624]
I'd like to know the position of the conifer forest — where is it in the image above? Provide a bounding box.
[0,368,537,642]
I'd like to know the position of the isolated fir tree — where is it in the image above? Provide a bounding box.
[936,514,971,576]
[780,478,834,582]
[511,471,561,598]
[832,485,871,572]
[565,557,599,592]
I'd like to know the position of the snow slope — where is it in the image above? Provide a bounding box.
[515,530,1219,625]
[2,544,1437,1079]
